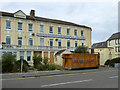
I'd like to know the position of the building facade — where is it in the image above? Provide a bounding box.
[92,32,120,66]
[0,10,92,66]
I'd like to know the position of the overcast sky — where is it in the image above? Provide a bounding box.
[0,0,119,44]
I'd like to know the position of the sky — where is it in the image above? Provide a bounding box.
[0,0,119,44]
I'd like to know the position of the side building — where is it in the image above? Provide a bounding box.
[0,10,92,66]
[92,32,120,66]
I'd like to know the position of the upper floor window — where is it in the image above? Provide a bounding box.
[58,27,61,34]
[29,38,33,46]
[74,30,77,36]
[115,47,118,52]
[81,30,84,36]
[109,41,111,46]
[18,37,22,46]
[58,39,61,47]
[40,25,44,33]
[67,28,70,35]
[49,26,53,33]
[28,24,33,31]
[67,40,70,48]
[18,22,22,30]
[118,47,120,52]
[40,38,44,46]
[6,36,11,44]
[115,39,118,45]
[75,41,78,47]
[6,21,11,29]
[119,39,120,44]
[49,39,53,47]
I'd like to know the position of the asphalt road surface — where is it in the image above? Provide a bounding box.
[2,69,118,88]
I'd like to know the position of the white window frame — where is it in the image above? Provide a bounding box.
[75,41,78,47]
[18,22,22,31]
[49,39,53,47]
[74,30,77,36]
[6,20,11,30]
[27,51,31,61]
[18,37,22,46]
[40,38,44,46]
[28,24,33,32]
[6,36,11,44]
[20,51,24,60]
[40,25,44,33]
[29,38,33,46]
[58,27,61,34]
[67,28,70,35]
[49,26,53,33]
[58,39,61,47]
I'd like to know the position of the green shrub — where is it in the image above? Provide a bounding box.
[43,58,49,65]
[49,63,56,70]
[104,57,120,67]
[55,65,63,70]
[15,59,30,72]
[33,54,42,68]
[74,46,89,54]
[104,59,111,65]
[2,53,16,73]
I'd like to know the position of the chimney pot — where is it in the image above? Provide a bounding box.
[30,10,35,17]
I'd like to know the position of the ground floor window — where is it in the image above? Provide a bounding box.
[20,51,24,60]
[27,51,31,61]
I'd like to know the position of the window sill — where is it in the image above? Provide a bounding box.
[5,29,11,31]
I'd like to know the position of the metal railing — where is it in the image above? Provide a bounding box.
[2,44,76,51]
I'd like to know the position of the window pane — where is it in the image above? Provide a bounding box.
[82,43,84,46]
[67,28,70,35]
[75,41,77,47]
[18,37,22,45]
[6,36,11,44]
[27,52,31,61]
[29,24,33,31]
[29,38,33,46]
[40,25,44,32]
[49,26,53,33]
[40,38,44,46]
[74,30,77,36]
[20,51,24,60]
[81,30,83,36]
[18,23,22,30]
[58,27,61,34]
[6,21,11,29]
[50,39,53,46]
[58,40,61,47]
[67,40,70,47]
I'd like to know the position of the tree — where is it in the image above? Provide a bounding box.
[2,53,16,73]
[33,54,42,68]
[74,46,89,54]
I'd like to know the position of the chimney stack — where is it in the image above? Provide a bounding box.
[30,10,35,17]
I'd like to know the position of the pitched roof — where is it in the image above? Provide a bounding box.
[0,10,92,30]
[92,41,107,49]
[107,32,120,41]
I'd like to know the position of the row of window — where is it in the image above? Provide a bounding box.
[109,39,120,46]
[6,36,84,47]
[20,51,31,61]
[6,21,84,36]
[115,47,120,52]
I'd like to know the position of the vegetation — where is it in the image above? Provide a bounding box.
[104,57,120,67]
[33,54,42,68]
[74,46,89,54]
[2,53,16,73]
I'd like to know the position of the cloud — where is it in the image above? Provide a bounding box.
[0,1,118,44]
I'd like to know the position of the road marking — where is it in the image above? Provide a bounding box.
[41,79,93,87]
[109,76,118,78]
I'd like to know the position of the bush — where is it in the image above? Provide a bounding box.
[74,46,89,54]
[33,54,42,68]
[15,59,30,72]
[104,57,120,67]
[55,65,63,70]
[2,53,16,73]
[49,63,56,70]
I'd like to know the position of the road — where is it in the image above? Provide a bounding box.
[2,69,118,88]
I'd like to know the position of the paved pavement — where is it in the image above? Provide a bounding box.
[1,67,118,79]
[2,69,118,88]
